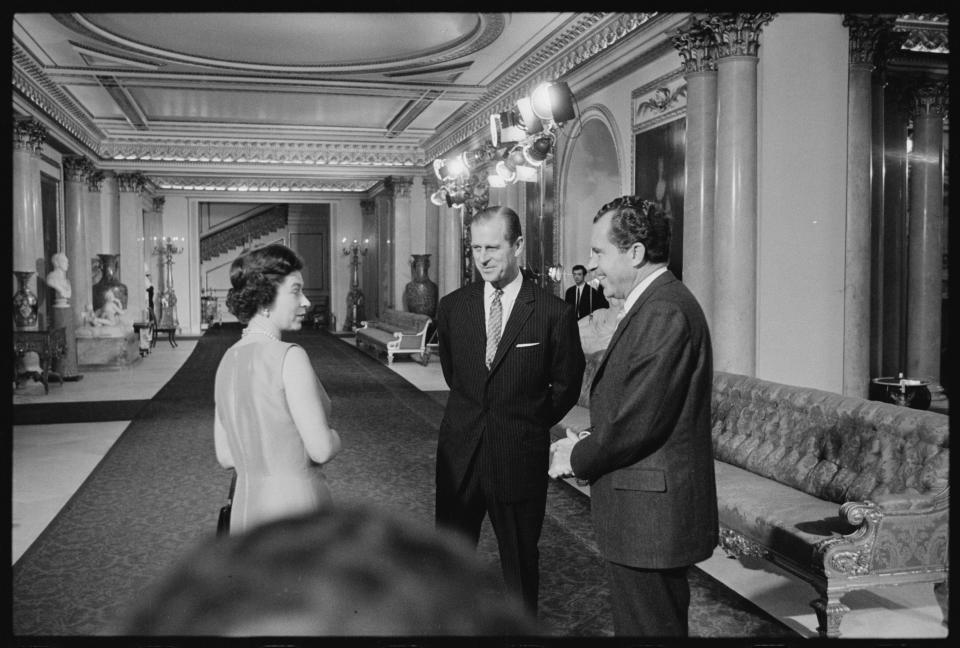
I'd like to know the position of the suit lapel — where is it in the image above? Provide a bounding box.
[487,279,535,377]
[592,270,677,389]
[467,281,486,363]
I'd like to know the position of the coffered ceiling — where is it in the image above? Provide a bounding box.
[12,12,654,194]
[13,12,948,195]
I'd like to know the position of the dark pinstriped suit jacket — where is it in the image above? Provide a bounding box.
[570,270,718,569]
[436,278,585,503]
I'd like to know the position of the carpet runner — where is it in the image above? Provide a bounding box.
[12,326,796,637]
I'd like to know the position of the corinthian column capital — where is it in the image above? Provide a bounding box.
[704,13,775,59]
[843,14,898,68]
[360,199,376,216]
[117,171,149,193]
[87,170,105,192]
[392,177,413,199]
[152,196,166,214]
[63,155,93,182]
[13,117,47,153]
[908,79,949,118]
[672,17,717,74]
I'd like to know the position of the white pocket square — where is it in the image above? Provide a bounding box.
[516,342,540,348]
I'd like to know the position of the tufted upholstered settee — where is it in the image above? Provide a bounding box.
[552,353,949,638]
[355,308,431,365]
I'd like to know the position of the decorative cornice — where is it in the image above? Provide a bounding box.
[844,14,898,68]
[425,13,656,159]
[151,175,377,193]
[13,41,103,152]
[704,13,775,59]
[13,117,47,153]
[894,13,949,54]
[117,171,149,193]
[98,138,427,168]
[63,155,94,181]
[908,80,949,118]
[672,17,717,74]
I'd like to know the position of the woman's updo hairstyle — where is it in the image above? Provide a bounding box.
[225,244,304,324]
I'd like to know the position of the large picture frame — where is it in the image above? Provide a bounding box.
[632,70,687,280]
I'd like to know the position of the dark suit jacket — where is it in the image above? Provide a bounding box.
[565,283,609,320]
[570,270,718,569]
[436,278,585,502]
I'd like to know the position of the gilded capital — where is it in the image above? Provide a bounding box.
[87,170,105,192]
[393,178,413,199]
[117,171,148,193]
[672,18,717,74]
[908,80,949,118]
[152,196,166,213]
[843,14,897,67]
[360,199,376,216]
[13,117,47,153]
[704,13,775,59]
[63,155,92,182]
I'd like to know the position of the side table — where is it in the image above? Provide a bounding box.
[154,326,178,348]
[13,327,66,394]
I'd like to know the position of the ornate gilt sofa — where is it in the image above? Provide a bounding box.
[355,308,431,365]
[552,353,949,637]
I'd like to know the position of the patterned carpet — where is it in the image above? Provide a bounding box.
[12,326,796,637]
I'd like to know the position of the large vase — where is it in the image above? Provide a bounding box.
[13,270,39,328]
[402,254,438,318]
[92,253,128,313]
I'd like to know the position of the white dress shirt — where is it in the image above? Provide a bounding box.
[484,271,523,327]
[620,266,668,319]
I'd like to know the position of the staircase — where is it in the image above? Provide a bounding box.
[200,205,288,262]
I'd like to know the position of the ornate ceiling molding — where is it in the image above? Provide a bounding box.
[425,12,657,159]
[894,14,949,54]
[150,175,378,193]
[13,41,105,152]
[97,138,428,168]
[56,13,506,74]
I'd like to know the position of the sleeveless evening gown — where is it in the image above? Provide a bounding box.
[215,339,332,533]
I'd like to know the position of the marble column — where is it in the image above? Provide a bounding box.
[673,18,718,331]
[62,156,94,329]
[841,15,890,397]
[706,13,773,376]
[84,170,105,309]
[12,118,47,331]
[100,171,120,254]
[392,178,413,310]
[905,80,947,385]
[117,172,148,321]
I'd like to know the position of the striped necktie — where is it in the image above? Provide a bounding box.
[486,288,503,369]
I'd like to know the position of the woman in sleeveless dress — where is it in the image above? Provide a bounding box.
[214,244,341,534]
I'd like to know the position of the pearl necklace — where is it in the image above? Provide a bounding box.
[242,327,279,341]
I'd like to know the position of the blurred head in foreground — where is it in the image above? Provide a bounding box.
[124,502,540,636]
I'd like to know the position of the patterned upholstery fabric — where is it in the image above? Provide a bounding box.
[711,372,949,509]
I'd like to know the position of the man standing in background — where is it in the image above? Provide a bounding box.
[565,264,608,320]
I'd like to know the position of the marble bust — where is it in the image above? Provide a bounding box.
[46,252,72,307]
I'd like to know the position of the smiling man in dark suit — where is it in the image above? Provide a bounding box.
[435,205,584,614]
[549,196,717,636]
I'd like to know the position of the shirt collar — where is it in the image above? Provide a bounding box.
[622,266,668,316]
[485,270,523,302]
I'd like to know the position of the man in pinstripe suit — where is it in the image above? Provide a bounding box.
[435,205,585,614]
